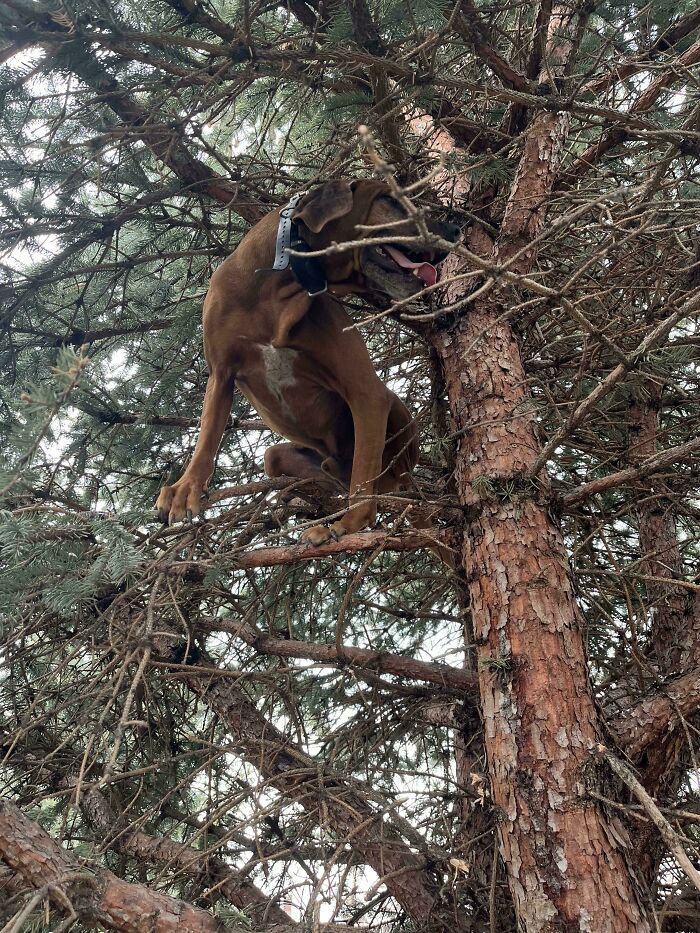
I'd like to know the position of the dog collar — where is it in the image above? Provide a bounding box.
[272,191,307,271]
[271,190,328,297]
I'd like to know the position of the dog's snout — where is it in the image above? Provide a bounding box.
[442,221,462,243]
[426,214,462,244]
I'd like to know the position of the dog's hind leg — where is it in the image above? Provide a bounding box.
[302,384,392,545]
[264,444,349,492]
[264,444,325,481]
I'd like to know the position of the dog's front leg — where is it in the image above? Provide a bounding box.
[156,367,235,524]
[302,386,391,545]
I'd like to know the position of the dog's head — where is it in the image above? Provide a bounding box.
[292,179,462,300]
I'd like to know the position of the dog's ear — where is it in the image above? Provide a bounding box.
[293,180,354,233]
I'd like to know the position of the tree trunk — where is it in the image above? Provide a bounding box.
[432,307,652,929]
[428,5,654,926]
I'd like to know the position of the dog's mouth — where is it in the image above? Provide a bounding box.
[376,245,439,285]
[360,243,448,298]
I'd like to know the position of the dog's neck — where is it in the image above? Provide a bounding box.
[270,191,328,297]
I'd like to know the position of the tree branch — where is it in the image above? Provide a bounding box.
[453,1,534,93]
[528,289,700,478]
[151,641,459,929]
[567,38,700,179]
[584,7,700,96]
[526,0,552,79]
[1,1,265,223]
[597,745,700,895]
[161,529,455,571]
[79,785,292,926]
[613,665,700,764]
[560,432,700,506]
[0,799,236,933]
[199,616,478,693]
[0,734,287,926]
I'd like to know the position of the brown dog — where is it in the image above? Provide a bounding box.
[156,179,460,544]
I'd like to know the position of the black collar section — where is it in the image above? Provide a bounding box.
[288,222,327,297]
[263,190,327,297]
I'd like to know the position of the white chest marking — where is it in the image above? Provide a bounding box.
[260,344,298,417]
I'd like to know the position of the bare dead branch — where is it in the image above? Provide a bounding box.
[199,616,477,692]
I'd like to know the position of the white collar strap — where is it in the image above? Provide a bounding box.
[272,190,308,271]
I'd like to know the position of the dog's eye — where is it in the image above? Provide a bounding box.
[378,195,408,216]
[389,197,408,215]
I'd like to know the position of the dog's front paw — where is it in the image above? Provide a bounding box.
[155,476,206,525]
[301,524,333,546]
[328,521,349,541]
[301,521,348,547]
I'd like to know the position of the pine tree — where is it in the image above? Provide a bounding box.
[1,1,700,930]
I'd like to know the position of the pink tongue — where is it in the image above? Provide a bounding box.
[384,245,437,287]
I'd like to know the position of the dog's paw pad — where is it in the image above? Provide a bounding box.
[301,525,333,546]
[328,522,348,541]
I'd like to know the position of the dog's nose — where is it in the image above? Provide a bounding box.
[442,221,462,243]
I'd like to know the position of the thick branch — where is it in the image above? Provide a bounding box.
[79,786,291,926]
[0,799,233,933]
[526,0,552,79]
[613,665,700,764]
[584,7,700,95]
[560,432,700,506]
[0,734,285,925]
[347,0,386,55]
[161,0,247,43]
[598,745,700,895]
[152,641,458,929]
[162,529,454,571]
[200,616,478,693]
[453,2,534,93]
[2,1,264,223]
[568,38,700,179]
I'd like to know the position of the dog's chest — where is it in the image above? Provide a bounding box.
[260,344,297,408]
[235,341,346,452]
[235,343,301,427]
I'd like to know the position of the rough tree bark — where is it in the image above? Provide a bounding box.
[429,4,654,929]
[0,799,231,933]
